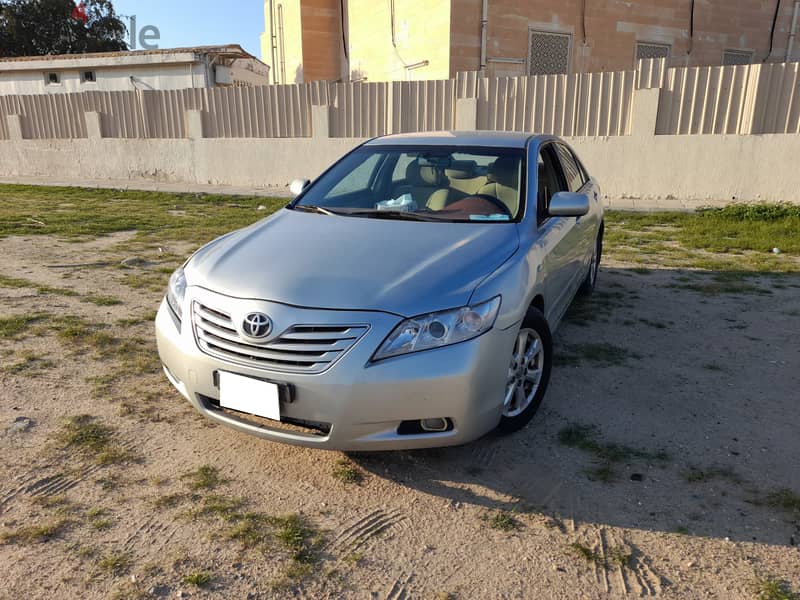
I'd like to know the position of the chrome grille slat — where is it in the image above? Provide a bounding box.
[279,329,358,340]
[195,306,236,331]
[198,331,340,362]
[196,319,242,343]
[192,301,368,374]
[266,340,352,352]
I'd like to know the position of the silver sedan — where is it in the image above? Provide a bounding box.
[155,131,604,450]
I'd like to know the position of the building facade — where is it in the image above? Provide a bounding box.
[0,45,271,95]
[262,0,800,83]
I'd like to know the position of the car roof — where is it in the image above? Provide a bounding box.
[365,131,553,149]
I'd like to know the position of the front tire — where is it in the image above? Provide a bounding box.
[496,307,552,434]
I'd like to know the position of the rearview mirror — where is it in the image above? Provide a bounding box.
[289,178,310,197]
[548,191,589,217]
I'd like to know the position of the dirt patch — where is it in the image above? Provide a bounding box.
[1,235,799,599]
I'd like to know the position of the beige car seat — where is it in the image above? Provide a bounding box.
[477,156,521,216]
[443,160,489,203]
[404,160,449,210]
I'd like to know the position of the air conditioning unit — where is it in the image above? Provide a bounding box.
[215,65,232,85]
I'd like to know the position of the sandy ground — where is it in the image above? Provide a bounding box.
[1,233,799,600]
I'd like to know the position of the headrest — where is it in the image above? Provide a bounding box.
[486,156,519,188]
[406,160,446,186]
[445,160,478,179]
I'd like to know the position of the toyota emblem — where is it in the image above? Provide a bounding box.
[242,312,272,338]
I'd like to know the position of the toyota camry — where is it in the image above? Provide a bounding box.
[155,131,604,450]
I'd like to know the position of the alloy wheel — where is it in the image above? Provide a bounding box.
[503,327,544,418]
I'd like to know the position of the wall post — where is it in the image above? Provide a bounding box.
[84,111,103,139]
[185,109,204,139]
[6,115,24,140]
[311,105,330,139]
[455,97,478,130]
[630,88,660,137]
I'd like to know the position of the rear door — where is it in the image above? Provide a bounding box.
[554,143,595,283]
[534,143,582,325]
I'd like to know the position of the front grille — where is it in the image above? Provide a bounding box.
[192,301,368,374]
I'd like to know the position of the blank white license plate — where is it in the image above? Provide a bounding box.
[218,371,280,421]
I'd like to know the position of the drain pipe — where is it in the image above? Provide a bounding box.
[277,3,286,83]
[788,1,799,60]
[268,0,277,83]
[479,0,488,74]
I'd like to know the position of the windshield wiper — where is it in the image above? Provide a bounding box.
[338,209,443,222]
[291,204,339,216]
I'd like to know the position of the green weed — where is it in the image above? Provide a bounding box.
[182,465,226,491]
[332,458,363,484]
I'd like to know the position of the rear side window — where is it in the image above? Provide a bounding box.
[555,144,585,192]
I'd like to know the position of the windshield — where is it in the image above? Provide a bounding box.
[293,145,525,223]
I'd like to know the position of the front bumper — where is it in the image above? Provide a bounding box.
[155,288,516,451]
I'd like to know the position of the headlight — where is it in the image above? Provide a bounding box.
[372,296,501,361]
[166,267,187,320]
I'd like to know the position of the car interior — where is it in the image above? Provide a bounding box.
[303,146,572,222]
[391,155,523,218]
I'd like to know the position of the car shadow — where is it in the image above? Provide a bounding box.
[348,266,800,548]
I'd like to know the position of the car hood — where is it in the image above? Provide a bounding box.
[185,208,519,316]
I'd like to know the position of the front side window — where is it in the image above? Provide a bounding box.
[294,146,525,223]
[536,145,568,224]
[555,144,585,192]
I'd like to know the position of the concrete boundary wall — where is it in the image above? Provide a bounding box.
[1,92,798,203]
[2,59,799,141]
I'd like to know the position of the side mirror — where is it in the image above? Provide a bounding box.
[289,178,310,197]
[548,191,589,217]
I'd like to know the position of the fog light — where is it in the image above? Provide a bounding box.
[420,418,448,432]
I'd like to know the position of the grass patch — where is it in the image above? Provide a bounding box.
[608,546,633,568]
[182,465,226,491]
[760,489,800,513]
[557,342,640,367]
[0,273,79,296]
[332,458,363,484]
[193,495,245,521]
[91,518,114,531]
[271,513,322,563]
[153,493,189,510]
[667,278,771,296]
[82,295,122,306]
[586,463,617,483]
[682,465,742,484]
[226,511,273,548]
[569,542,602,564]
[57,415,135,465]
[564,290,632,326]
[755,577,799,600]
[559,424,669,482]
[0,184,285,244]
[569,542,633,569]
[182,571,212,588]
[487,511,521,532]
[604,205,800,273]
[97,551,132,576]
[3,350,54,374]
[0,314,45,339]
[1,519,69,544]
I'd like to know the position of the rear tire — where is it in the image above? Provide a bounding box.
[496,307,552,435]
[578,229,603,296]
